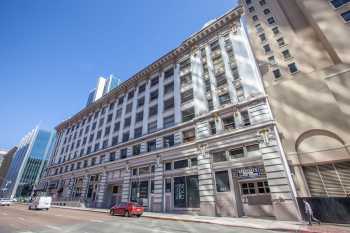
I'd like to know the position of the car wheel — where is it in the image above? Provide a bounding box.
[136,214,141,218]
[124,211,130,217]
[109,209,114,216]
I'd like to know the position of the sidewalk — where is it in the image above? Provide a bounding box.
[51,205,350,233]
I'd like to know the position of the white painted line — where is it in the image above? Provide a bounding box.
[2,212,8,216]
[54,214,63,217]
[46,225,62,230]
[17,217,25,221]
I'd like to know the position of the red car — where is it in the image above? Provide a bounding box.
[110,202,144,217]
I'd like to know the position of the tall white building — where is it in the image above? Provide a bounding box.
[41,6,299,220]
[86,75,120,106]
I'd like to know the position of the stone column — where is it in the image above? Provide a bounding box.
[152,159,163,212]
[191,49,208,116]
[121,167,131,203]
[157,71,164,129]
[205,45,220,110]
[96,172,107,208]
[197,144,216,216]
[258,128,300,221]
[65,178,75,199]
[80,175,89,200]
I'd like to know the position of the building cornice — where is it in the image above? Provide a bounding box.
[55,6,243,132]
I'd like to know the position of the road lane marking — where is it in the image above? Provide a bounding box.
[17,217,25,221]
[1,212,8,216]
[46,225,62,230]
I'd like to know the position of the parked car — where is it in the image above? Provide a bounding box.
[0,198,12,206]
[110,202,144,217]
[28,196,52,210]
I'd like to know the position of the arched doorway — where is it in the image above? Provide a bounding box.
[296,129,350,197]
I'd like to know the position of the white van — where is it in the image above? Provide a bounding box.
[28,196,52,210]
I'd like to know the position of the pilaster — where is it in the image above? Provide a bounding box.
[121,167,131,203]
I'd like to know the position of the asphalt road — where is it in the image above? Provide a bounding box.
[0,204,283,233]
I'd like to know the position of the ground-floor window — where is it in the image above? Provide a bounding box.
[303,161,350,197]
[240,181,270,195]
[130,180,149,203]
[173,175,199,208]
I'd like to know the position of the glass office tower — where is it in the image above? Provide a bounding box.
[0,127,55,199]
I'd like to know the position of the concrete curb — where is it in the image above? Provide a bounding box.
[48,205,345,233]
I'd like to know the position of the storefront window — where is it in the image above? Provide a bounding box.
[112,185,119,194]
[257,181,270,194]
[241,182,256,195]
[139,181,149,198]
[215,171,231,192]
[151,180,155,193]
[174,175,199,208]
[139,166,150,175]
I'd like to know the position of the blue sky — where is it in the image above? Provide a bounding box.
[0,0,238,149]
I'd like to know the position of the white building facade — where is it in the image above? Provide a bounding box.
[40,7,299,220]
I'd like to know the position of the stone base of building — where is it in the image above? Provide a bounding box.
[200,201,216,216]
[272,200,300,221]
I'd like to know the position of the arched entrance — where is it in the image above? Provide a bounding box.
[295,129,350,197]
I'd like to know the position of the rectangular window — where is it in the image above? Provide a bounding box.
[165,162,172,171]
[124,117,131,128]
[118,96,124,106]
[229,147,244,159]
[94,143,100,152]
[125,103,133,113]
[102,139,108,149]
[215,171,231,192]
[91,157,96,166]
[212,151,227,163]
[241,110,250,126]
[259,33,266,43]
[92,122,97,130]
[150,90,158,102]
[109,152,116,161]
[114,122,120,132]
[222,116,235,130]
[174,159,188,169]
[122,132,129,142]
[134,127,142,138]
[259,0,266,5]
[147,139,157,152]
[148,121,157,133]
[268,56,276,65]
[109,102,115,111]
[277,37,285,47]
[164,97,174,111]
[288,62,298,73]
[136,111,143,122]
[96,130,102,139]
[100,155,105,164]
[181,89,193,103]
[252,15,258,21]
[120,148,128,159]
[127,90,134,100]
[163,115,175,128]
[183,129,195,143]
[263,8,271,15]
[180,73,192,86]
[151,76,159,86]
[267,17,275,25]
[112,136,118,146]
[272,26,279,35]
[164,82,174,95]
[263,44,271,53]
[218,93,231,106]
[137,97,145,107]
[138,84,146,94]
[282,50,292,59]
[115,109,122,119]
[330,0,350,8]
[104,126,111,136]
[149,105,158,117]
[209,121,216,135]
[163,134,175,148]
[132,144,141,156]
[215,73,227,87]
[182,107,195,122]
[139,166,149,175]
[273,69,282,79]
[164,68,174,79]
[248,6,255,12]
